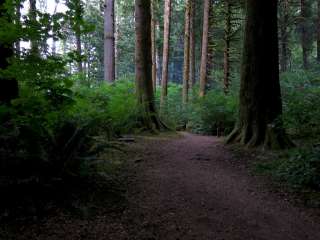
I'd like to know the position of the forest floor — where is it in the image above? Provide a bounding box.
[1,132,320,239]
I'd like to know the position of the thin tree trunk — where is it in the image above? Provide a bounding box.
[15,0,21,56]
[135,0,161,131]
[104,0,115,82]
[317,0,320,62]
[74,0,83,73]
[52,0,59,55]
[160,0,171,108]
[29,0,39,56]
[301,0,309,69]
[199,0,210,97]
[182,0,191,104]
[151,0,157,92]
[223,0,231,93]
[227,0,293,149]
[76,33,83,73]
[189,0,195,89]
[280,0,289,72]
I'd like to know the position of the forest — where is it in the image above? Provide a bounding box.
[0,0,320,239]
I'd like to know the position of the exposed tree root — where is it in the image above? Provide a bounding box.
[226,123,295,150]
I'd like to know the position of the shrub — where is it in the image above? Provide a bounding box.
[187,89,238,135]
[256,147,320,190]
[281,70,320,138]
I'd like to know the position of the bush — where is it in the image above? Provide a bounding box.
[72,80,139,136]
[0,73,140,178]
[281,70,320,138]
[156,84,238,135]
[187,89,238,135]
[156,83,188,129]
[256,147,320,190]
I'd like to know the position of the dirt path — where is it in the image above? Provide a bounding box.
[125,132,320,240]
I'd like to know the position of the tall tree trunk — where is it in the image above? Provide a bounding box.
[75,0,83,73]
[29,0,39,56]
[182,0,191,104]
[104,0,115,82]
[227,0,293,149]
[52,0,59,55]
[300,0,311,69]
[135,0,161,131]
[160,0,171,108]
[223,0,231,93]
[15,0,21,56]
[151,0,157,92]
[0,0,18,104]
[199,0,210,97]
[280,0,289,72]
[189,0,195,89]
[317,0,320,62]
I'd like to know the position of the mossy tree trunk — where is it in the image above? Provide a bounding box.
[223,0,231,94]
[317,0,320,63]
[135,0,161,131]
[227,0,293,149]
[151,0,157,92]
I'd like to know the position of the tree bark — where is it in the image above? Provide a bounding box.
[160,0,171,108]
[279,0,289,72]
[199,0,210,97]
[223,0,231,93]
[0,0,18,104]
[29,0,39,56]
[227,0,293,149]
[317,0,320,62]
[300,0,311,69]
[104,0,115,82]
[189,0,195,89]
[15,0,21,56]
[135,0,161,131]
[74,0,83,73]
[151,0,157,92]
[182,0,191,104]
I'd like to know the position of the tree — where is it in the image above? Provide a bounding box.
[182,0,190,104]
[0,0,18,104]
[223,0,231,93]
[160,0,172,108]
[189,0,195,88]
[199,0,210,97]
[300,0,312,69]
[135,0,161,130]
[317,0,320,62]
[29,0,39,56]
[227,0,293,149]
[151,0,157,92]
[279,0,290,72]
[104,0,115,82]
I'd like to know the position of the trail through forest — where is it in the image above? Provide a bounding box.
[125,132,320,240]
[3,133,320,240]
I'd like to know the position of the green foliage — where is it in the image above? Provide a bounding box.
[157,83,187,129]
[256,147,320,190]
[72,79,139,136]
[281,70,320,139]
[187,89,238,135]
[158,84,238,135]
